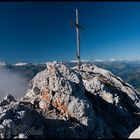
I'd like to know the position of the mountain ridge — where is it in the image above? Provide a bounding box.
[0,62,140,138]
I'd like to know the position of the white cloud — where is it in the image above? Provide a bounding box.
[0,67,28,100]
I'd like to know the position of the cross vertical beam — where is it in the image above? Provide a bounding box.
[76,9,80,70]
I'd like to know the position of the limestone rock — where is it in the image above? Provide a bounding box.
[0,94,15,107]
[129,125,140,138]
[0,62,140,138]
[26,62,95,131]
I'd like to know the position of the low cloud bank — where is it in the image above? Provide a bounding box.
[0,67,28,100]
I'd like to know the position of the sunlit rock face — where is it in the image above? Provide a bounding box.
[26,62,95,132]
[1,62,140,138]
[129,125,140,138]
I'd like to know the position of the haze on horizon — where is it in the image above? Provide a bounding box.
[0,2,140,63]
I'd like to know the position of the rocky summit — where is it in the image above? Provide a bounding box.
[0,61,140,138]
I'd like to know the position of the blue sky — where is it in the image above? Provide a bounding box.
[0,2,140,63]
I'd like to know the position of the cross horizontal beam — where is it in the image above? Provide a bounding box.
[70,21,84,30]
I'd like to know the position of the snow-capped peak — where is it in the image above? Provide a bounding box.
[0,62,7,66]
[93,59,104,62]
[70,60,77,63]
[14,63,28,66]
[70,59,88,63]
[109,58,116,62]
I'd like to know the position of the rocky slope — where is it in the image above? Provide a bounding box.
[0,62,140,138]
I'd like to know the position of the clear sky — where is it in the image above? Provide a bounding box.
[0,2,140,63]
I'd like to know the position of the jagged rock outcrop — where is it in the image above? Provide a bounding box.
[0,62,140,138]
[26,62,95,132]
[0,94,47,139]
